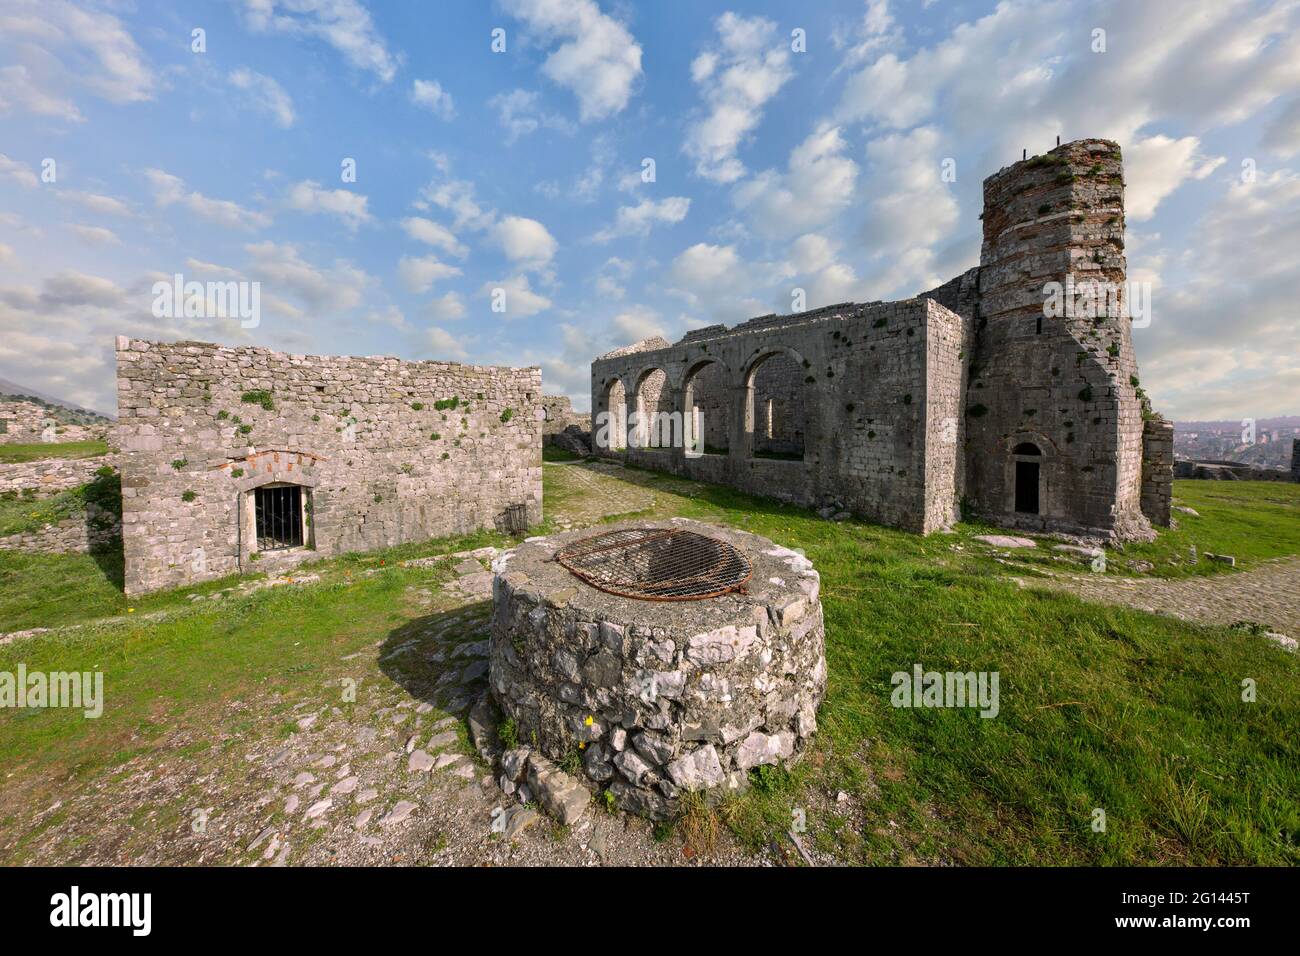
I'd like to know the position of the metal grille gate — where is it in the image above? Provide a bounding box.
[254,485,304,551]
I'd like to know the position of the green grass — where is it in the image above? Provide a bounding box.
[542,444,584,462]
[980,480,1300,580]
[1118,481,1300,575]
[1,468,1297,866]
[0,440,110,463]
[542,467,1299,864]
[0,471,121,539]
[0,488,87,536]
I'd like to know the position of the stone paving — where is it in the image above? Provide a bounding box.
[1025,556,1300,638]
[545,459,660,531]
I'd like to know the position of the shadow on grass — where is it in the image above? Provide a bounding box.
[377,600,493,716]
[88,539,125,591]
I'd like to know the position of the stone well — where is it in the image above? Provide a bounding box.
[489,518,826,819]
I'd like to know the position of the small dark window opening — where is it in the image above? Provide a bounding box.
[255,484,304,550]
[1036,315,1042,334]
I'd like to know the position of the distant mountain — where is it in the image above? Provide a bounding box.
[0,377,115,423]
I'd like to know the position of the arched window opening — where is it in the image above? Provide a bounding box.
[684,360,729,455]
[746,352,805,461]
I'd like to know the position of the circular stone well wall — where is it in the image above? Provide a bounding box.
[489,518,826,819]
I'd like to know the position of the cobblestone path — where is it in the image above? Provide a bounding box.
[1027,556,1300,637]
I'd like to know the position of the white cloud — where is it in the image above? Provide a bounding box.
[420,168,493,232]
[425,291,467,322]
[611,305,665,343]
[58,191,132,218]
[1135,168,1300,419]
[146,169,271,230]
[732,125,858,239]
[0,65,82,121]
[0,0,154,122]
[0,243,11,263]
[185,258,243,279]
[397,254,461,294]
[229,68,296,128]
[400,217,467,257]
[1262,97,1300,157]
[493,216,557,269]
[500,0,643,121]
[0,154,38,188]
[832,0,1300,220]
[783,233,871,308]
[591,197,690,242]
[684,13,794,183]
[421,325,469,360]
[479,275,551,318]
[831,0,901,69]
[488,88,574,143]
[856,126,963,298]
[239,0,398,83]
[1125,135,1224,221]
[244,240,370,312]
[285,180,371,230]
[668,242,769,321]
[69,224,119,245]
[410,78,455,120]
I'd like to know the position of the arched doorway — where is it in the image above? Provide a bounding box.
[633,367,674,449]
[745,350,806,460]
[683,359,729,456]
[600,378,627,451]
[1012,442,1041,514]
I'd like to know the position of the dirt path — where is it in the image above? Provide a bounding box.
[1025,556,1300,637]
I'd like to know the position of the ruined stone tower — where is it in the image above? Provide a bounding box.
[963,138,1153,540]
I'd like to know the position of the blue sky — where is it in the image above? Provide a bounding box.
[1,0,1298,420]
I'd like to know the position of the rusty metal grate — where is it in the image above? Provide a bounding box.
[554,527,752,601]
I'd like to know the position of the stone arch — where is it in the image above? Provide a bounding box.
[743,347,809,460]
[632,366,675,449]
[683,358,730,455]
[598,377,628,451]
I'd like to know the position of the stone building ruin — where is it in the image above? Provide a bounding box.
[591,139,1173,542]
[115,338,542,595]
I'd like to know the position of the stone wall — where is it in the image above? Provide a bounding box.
[591,298,967,534]
[0,455,114,497]
[588,138,1166,542]
[1141,417,1174,527]
[115,338,542,595]
[0,400,108,444]
[540,396,589,436]
[0,503,120,555]
[1293,439,1300,481]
